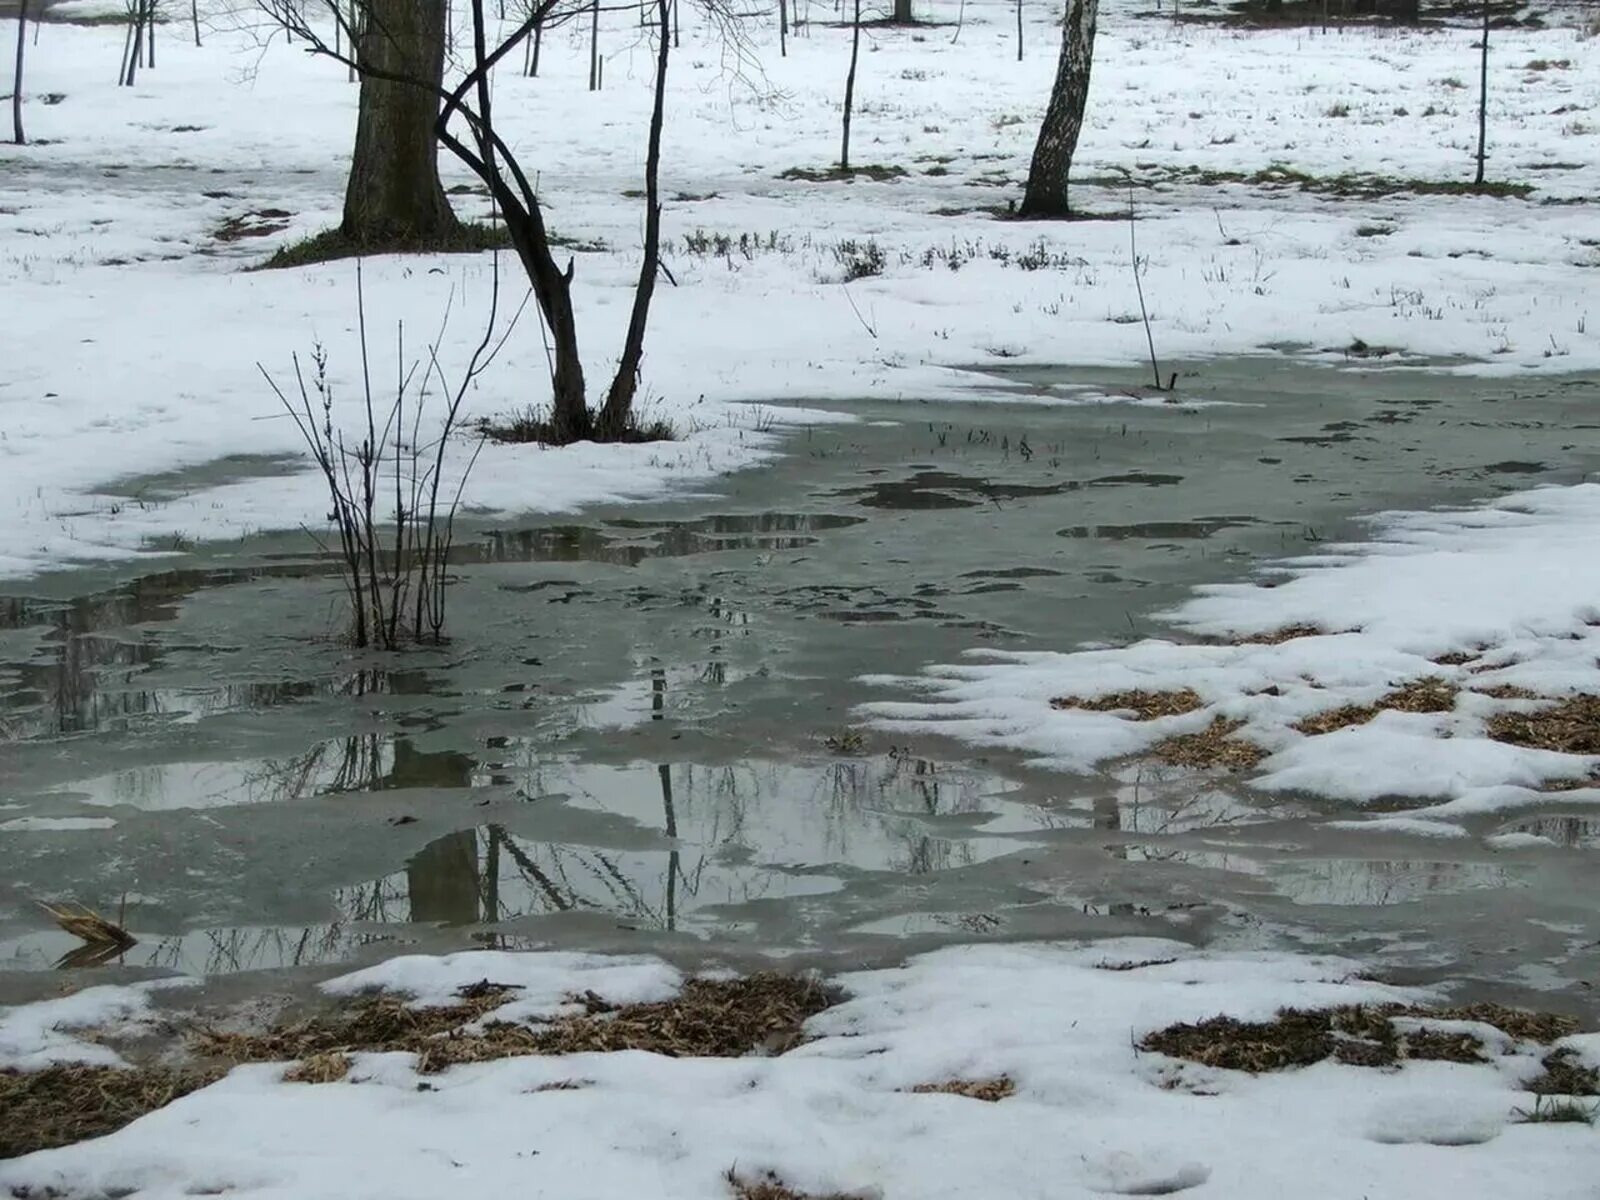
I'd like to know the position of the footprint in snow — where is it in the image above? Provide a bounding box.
[1082,1151,1211,1196]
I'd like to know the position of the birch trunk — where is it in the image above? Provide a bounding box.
[1019,0,1098,217]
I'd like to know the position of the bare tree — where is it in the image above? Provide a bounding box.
[839,0,861,171]
[265,0,690,441]
[11,0,26,145]
[341,0,461,244]
[1019,0,1098,217]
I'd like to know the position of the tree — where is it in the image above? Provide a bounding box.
[891,0,912,22]
[266,0,679,442]
[11,0,26,145]
[1019,0,1098,217]
[840,0,861,170]
[340,0,461,244]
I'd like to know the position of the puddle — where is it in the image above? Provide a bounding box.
[4,361,1600,1008]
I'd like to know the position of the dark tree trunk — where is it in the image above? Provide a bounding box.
[341,0,460,243]
[12,0,26,145]
[597,0,671,437]
[892,0,912,21]
[1474,0,1488,185]
[840,0,861,171]
[1393,0,1419,22]
[1019,0,1099,217]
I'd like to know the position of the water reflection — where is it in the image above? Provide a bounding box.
[473,513,863,566]
[49,735,480,809]
[1502,815,1600,849]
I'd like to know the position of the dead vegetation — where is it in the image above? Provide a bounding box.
[1529,1048,1600,1097]
[4,975,836,1159]
[196,975,835,1077]
[1051,688,1205,719]
[908,1076,1015,1102]
[1485,694,1600,755]
[1141,1002,1581,1074]
[1149,717,1268,770]
[1293,677,1458,736]
[727,1169,869,1200]
[1229,623,1332,645]
[1,1064,223,1159]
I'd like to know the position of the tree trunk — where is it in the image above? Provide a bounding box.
[1019,0,1099,217]
[12,0,26,145]
[840,0,861,171]
[1474,0,1488,185]
[597,0,671,437]
[892,0,912,21]
[341,0,460,244]
[1393,0,1419,22]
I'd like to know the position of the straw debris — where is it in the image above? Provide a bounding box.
[37,900,136,952]
[1528,1048,1600,1097]
[1,1064,223,1159]
[1486,694,1600,755]
[1293,677,1458,736]
[727,1169,869,1200]
[1230,623,1332,645]
[1051,688,1205,720]
[1149,717,1267,770]
[194,975,835,1078]
[908,1076,1015,1102]
[1141,1002,1581,1074]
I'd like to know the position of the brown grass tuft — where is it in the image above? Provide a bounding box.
[1293,677,1458,736]
[37,900,136,951]
[527,976,835,1058]
[1485,694,1600,755]
[1231,623,1333,645]
[1432,650,1478,667]
[1141,1001,1581,1075]
[1528,1048,1600,1097]
[908,1076,1015,1102]
[727,1169,869,1200]
[282,1051,352,1084]
[1473,683,1541,701]
[1051,688,1205,720]
[0,1064,223,1158]
[1149,717,1267,770]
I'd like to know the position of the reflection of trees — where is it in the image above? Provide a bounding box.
[468,513,861,567]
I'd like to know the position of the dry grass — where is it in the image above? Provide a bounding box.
[908,1076,1015,1102]
[1473,683,1541,700]
[1529,1048,1600,1097]
[1230,623,1332,645]
[1050,688,1205,720]
[1293,677,1458,736]
[1141,1002,1581,1074]
[196,976,835,1077]
[727,1169,869,1200]
[0,1064,223,1158]
[1149,717,1267,770]
[282,1051,353,1084]
[1485,694,1600,755]
[1432,650,1478,667]
[528,976,835,1058]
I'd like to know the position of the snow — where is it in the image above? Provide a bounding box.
[2,939,1595,1198]
[865,482,1600,831]
[0,978,191,1070]
[0,815,119,831]
[4,0,1600,577]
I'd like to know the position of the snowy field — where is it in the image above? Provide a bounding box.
[3,941,1598,1197]
[3,0,1600,575]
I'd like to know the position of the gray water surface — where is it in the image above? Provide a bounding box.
[2,358,1598,1014]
